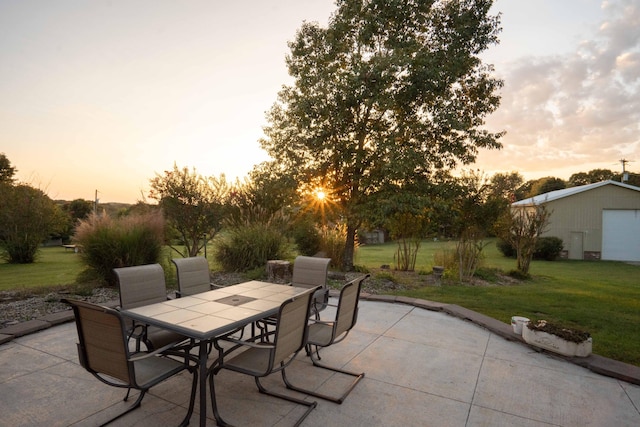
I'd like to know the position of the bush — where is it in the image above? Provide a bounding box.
[534,236,563,261]
[497,236,563,261]
[214,223,290,272]
[290,218,322,256]
[496,238,516,258]
[73,212,165,286]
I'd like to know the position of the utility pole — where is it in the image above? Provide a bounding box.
[620,159,630,183]
[94,189,99,214]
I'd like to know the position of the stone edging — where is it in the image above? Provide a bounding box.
[0,299,120,345]
[2,292,638,387]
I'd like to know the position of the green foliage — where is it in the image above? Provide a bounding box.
[496,238,516,257]
[0,183,65,263]
[495,203,551,274]
[290,216,322,256]
[497,236,563,261]
[213,224,290,272]
[148,164,230,257]
[569,169,615,187]
[260,0,504,269]
[73,212,165,286]
[526,176,566,198]
[0,153,17,184]
[533,236,564,261]
[526,319,591,343]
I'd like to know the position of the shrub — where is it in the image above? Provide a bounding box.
[73,211,165,286]
[496,236,563,261]
[290,218,322,256]
[496,238,516,258]
[534,236,563,261]
[214,223,290,272]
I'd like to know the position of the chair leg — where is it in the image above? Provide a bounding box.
[255,376,317,427]
[282,348,365,404]
[100,390,146,426]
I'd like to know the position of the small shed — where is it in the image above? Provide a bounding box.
[512,180,640,261]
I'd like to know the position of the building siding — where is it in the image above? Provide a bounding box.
[534,184,640,259]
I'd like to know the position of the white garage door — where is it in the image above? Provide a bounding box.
[602,210,640,261]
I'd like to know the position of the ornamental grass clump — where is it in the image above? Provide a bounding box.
[73,211,165,286]
[526,319,591,343]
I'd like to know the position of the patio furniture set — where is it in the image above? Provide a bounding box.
[64,255,369,426]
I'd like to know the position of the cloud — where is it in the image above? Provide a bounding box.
[479,0,640,179]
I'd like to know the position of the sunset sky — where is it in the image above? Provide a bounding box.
[1,0,638,203]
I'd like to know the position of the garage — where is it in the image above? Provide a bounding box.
[602,209,640,261]
[512,180,640,260]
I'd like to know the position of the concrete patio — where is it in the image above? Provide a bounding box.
[1,296,639,426]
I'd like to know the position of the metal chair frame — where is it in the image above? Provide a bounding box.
[282,274,370,404]
[208,287,320,427]
[63,298,198,427]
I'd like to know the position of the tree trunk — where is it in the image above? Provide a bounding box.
[343,222,357,271]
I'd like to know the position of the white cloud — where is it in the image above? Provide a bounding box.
[478,0,640,180]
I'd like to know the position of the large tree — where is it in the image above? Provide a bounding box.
[261,0,504,270]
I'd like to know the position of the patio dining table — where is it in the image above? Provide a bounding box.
[120,280,309,427]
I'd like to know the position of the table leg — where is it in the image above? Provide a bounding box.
[198,341,208,426]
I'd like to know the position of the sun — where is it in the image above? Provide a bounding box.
[315,189,326,201]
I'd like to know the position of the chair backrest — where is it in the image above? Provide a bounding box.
[334,274,370,338]
[172,256,211,296]
[291,256,331,289]
[65,298,131,384]
[114,264,167,309]
[273,287,318,365]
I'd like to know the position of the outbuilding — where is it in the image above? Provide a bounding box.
[512,180,640,261]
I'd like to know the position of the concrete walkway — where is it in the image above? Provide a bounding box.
[1,297,639,426]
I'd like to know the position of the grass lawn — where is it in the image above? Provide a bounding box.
[1,240,639,366]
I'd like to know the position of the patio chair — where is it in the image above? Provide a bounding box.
[282,274,370,404]
[63,298,197,427]
[114,264,191,351]
[257,256,331,340]
[172,256,245,345]
[291,256,332,318]
[172,256,220,297]
[208,286,320,426]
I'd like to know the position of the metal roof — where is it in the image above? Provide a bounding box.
[512,180,640,206]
